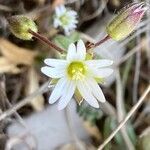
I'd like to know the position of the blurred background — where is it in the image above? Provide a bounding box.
[0,0,149,150]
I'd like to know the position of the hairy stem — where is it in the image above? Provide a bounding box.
[28,29,65,53]
[87,35,110,49]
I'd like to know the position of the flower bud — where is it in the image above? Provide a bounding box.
[106,2,148,41]
[8,15,38,40]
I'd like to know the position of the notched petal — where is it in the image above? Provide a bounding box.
[77,39,86,60]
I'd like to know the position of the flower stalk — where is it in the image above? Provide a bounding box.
[28,29,65,53]
[87,35,110,49]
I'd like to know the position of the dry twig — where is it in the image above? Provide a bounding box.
[65,107,86,150]
[98,84,150,150]
[116,69,135,150]
[133,36,141,104]
[0,81,50,122]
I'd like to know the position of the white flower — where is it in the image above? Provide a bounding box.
[41,40,113,110]
[53,5,78,35]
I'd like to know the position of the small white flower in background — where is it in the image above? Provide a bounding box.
[41,40,113,110]
[53,5,78,35]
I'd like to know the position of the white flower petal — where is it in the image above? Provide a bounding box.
[58,80,75,110]
[41,66,65,78]
[86,78,106,102]
[68,24,76,29]
[86,59,113,68]
[71,20,78,24]
[55,5,66,16]
[49,77,67,104]
[44,59,67,67]
[77,81,99,108]
[91,68,113,78]
[67,43,76,61]
[54,19,60,28]
[60,5,66,14]
[77,40,86,60]
[55,6,61,16]
[64,27,70,35]
[69,10,77,16]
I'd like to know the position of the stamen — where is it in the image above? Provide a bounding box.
[67,61,87,80]
[60,14,70,25]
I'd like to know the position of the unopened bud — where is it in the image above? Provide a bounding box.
[8,15,38,40]
[106,2,148,41]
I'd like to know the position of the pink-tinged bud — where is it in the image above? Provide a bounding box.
[106,2,148,41]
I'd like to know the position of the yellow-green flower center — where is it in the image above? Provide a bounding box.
[67,61,87,80]
[60,14,70,26]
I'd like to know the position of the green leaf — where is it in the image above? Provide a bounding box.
[103,117,113,150]
[69,31,80,42]
[53,32,80,50]
[77,103,103,125]
[53,35,72,50]
[126,122,137,145]
[103,117,126,150]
